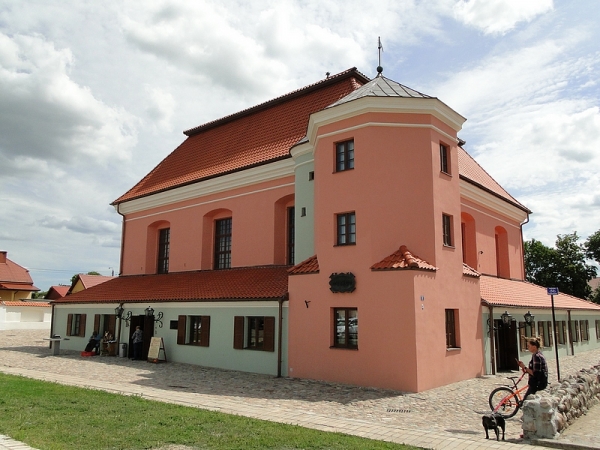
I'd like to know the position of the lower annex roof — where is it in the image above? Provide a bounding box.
[53,266,290,304]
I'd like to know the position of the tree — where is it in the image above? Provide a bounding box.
[524,233,596,299]
[584,229,600,264]
[70,271,102,285]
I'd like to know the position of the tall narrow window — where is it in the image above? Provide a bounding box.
[247,316,265,350]
[336,140,354,172]
[445,309,458,348]
[214,218,232,269]
[157,228,170,274]
[442,214,453,247]
[336,212,356,245]
[287,207,295,265]
[333,308,358,349]
[440,143,450,174]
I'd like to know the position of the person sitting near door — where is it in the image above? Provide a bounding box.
[84,331,99,353]
[131,326,143,360]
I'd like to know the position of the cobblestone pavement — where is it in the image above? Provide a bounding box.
[1,330,599,450]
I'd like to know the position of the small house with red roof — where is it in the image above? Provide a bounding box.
[0,251,50,330]
[50,68,600,391]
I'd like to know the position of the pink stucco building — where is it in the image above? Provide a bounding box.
[52,68,600,391]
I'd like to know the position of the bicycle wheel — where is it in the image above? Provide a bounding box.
[489,387,521,418]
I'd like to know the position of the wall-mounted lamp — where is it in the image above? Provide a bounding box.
[145,306,164,328]
[524,311,535,324]
[115,305,132,326]
[501,310,512,325]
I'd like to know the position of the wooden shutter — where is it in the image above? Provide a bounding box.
[263,316,275,352]
[200,316,210,347]
[94,314,101,334]
[519,322,526,350]
[177,315,186,345]
[233,316,244,349]
[79,314,87,337]
[66,314,73,336]
[107,314,116,337]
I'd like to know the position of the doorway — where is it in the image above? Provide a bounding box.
[128,315,155,359]
[494,319,519,371]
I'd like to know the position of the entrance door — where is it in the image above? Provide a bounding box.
[128,315,155,360]
[494,319,519,371]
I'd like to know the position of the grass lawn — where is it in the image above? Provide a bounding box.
[0,373,423,450]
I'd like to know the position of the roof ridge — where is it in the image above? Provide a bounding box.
[183,68,370,137]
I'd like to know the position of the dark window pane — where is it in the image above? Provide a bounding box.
[214,218,232,269]
[157,228,170,274]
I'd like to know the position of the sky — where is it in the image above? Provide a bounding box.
[1,0,599,292]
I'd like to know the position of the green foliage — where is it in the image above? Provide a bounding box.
[584,230,600,265]
[31,291,48,299]
[524,232,596,299]
[0,374,418,450]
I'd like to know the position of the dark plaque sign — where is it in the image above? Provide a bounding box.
[329,272,356,293]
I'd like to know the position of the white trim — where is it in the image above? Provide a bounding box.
[117,159,295,215]
[307,97,466,145]
[125,182,295,222]
[460,180,528,223]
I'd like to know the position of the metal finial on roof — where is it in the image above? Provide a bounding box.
[326,72,330,78]
[377,37,384,77]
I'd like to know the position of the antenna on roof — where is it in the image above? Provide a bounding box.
[377,37,383,77]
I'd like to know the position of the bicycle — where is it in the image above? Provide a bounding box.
[488,369,529,418]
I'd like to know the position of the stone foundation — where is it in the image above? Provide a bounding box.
[522,365,600,439]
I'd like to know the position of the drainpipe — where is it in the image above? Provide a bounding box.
[520,215,530,281]
[277,294,287,378]
[567,310,574,356]
[116,302,124,348]
[489,304,496,375]
[49,302,55,349]
[115,203,125,276]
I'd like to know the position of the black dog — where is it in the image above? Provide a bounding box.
[482,413,505,441]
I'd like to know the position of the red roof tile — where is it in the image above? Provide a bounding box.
[45,285,70,300]
[53,266,289,304]
[0,283,39,291]
[480,275,600,311]
[0,254,35,285]
[77,275,115,289]
[458,147,530,213]
[1,301,50,307]
[463,263,480,278]
[288,255,319,275]
[114,68,369,204]
[371,245,437,271]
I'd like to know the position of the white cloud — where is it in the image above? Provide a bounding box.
[453,0,554,35]
[0,32,138,173]
[144,85,176,132]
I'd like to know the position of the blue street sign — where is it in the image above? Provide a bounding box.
[547,287,559,295]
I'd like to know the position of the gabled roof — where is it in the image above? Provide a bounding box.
[371,245,437,271]
[54,266,289,304]
[458,146,530,213]
[77,275,115,290]
[480,275,600,311]
[328,74,433,108]
[45,285,70,300]
[0,253,35,285]
[113,68,369,204]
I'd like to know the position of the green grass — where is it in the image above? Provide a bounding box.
[0,373,422,450]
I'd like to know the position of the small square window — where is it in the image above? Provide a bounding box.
[336,212,356,245]
[335,140,354,172]
[442,214,453,247]
[308,171,314,181]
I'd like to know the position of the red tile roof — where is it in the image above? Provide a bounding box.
[371,245,437,271]
[458,146,530,213]
[0,254,35,285]
[480,275,600,311]
[45,285,70,300]
[53,266,289,304]
[463,263,480,278]
[1,301,50,307]
[288,255,319,275]
[77,275,115,289]
[114,68,369,204]
[0,283,39,291]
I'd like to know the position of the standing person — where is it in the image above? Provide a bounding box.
[131,326,143,360]
[517,337,548,403]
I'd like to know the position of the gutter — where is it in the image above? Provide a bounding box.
[277,293,288,378]
[520,214,530,281]
[482,299,496,375]
[116,203,125,276]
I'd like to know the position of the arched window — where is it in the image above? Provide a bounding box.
[495,226,510,278]
[460,213,477,268]
[201,209,233,270]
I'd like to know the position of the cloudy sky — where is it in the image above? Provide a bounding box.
[1,0,599,291]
